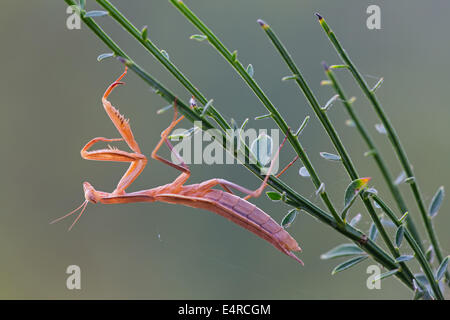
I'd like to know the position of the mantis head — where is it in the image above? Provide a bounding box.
[83,182,101,204]
[50,182,102,231]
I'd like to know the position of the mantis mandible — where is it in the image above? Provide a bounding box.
[51,67,303,265]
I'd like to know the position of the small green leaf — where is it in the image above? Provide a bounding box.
[153,88,163,96]
[425,246,434,264]
[381,219,396,228]
[315,183,325,196]
[364,149,377,157]
[298,166,310,177]
[373,269,399,283]
[343,178,371,216]
[282,209,299,229]
[97,53,114,62]
[295,116,310,137]
[321,94,339,111]
[156,104,173,115]
[369,223,378,241]
[266,191,282,201]
[230,118,239,153]
[404,177,415,184]
[331,256,368,275]
[415,273,429,288]
[399,211,409,224]
[168,127,198,140]
[395,171,407,185]
[231,50,238,62]
[152,88,162,96]
[160,49,170,60]
[320,80,332,86]
[240,118,249,132]
[349,213,362,227]
[435,256,449,281]
[329,64,348,69]
[231,118,238,130]
[320,152,341,161]
[254,113,272,120]
[201,99,214,116]
[373,200,381,209]
[79,0,86,10]
[371,77,384,92]
[141,25,148,40]
[413,288,425,300]
[345,119,356,127]
[281,74,299,81]
[320,243,365,260]
[429,186,444,218]
[348,97,357,104]
[412,279,420,291]
[364,187,378,196]
[84,10,109,18]
[413,275,436,300]
[375,123,387,135]
[246,64,254,77]
[395,225,405,248]
[412,278,427,300]
[396,255,414,263]
[250,133,273,166]
[190,34,207,41]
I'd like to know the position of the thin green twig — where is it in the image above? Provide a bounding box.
[372,195,443,299]
[256,19,415,285]
[324,65,423,250]
[316,13,448,284]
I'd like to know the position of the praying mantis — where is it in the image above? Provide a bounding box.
[51,67,303,265]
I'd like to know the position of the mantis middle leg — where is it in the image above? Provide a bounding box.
[152,106,296,200]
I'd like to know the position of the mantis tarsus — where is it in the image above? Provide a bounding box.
[51,67,303,265]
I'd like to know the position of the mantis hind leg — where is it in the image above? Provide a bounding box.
[195,135,296,199]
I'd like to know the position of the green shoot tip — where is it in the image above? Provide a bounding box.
[257,19,269,29]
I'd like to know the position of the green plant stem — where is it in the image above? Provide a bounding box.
[324,66,423,250]
[98,0,341,226]
[316,13,448,284]
[63,0,312,220]
[64,0,415,290]
[372,195,443,299]
[169,0,343,225]
[257,19,416,284]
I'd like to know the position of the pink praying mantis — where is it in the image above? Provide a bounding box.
[51,67,303,265]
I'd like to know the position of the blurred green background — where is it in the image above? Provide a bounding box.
[0,0,449,299]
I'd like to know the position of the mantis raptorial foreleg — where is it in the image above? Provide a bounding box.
[80,67,148,195]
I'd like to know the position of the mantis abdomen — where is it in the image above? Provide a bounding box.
[155,189,303,265]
